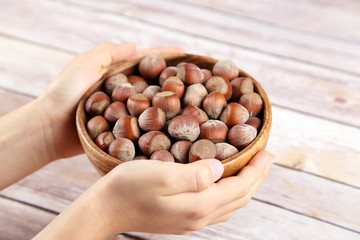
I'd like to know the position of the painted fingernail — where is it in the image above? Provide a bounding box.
[209,160,224,182]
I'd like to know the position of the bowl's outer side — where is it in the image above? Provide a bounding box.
[76,53,272,177]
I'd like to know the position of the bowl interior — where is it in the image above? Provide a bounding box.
[76,53,272,178]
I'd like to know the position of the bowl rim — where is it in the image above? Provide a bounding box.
[76,53,272,176]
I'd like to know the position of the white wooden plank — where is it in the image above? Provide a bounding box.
[0,36,73,97]
[68,0,360,74]
[131,200,360,240]
[268,106,360,187]
[0,197,56,240]
[182,0,360,42]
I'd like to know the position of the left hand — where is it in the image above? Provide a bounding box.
[39,42,185,160]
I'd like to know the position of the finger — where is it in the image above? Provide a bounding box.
[203,165,272,225]
[173,151,274,214]
[208,210,237,226]
[129,46,186,60]
[71,42,137,74]
[152,159,223,196]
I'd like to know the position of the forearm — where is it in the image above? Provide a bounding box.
[33,179,116,240]
[0,98,57,189]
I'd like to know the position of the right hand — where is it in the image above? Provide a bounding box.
[96,150,274,235]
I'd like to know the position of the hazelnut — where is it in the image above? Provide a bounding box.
[159,66,178,86]
[138,131,171,156]
[111,83,136,102]
[128,75,149,93]
[202,69,212,82]
[133,155,149,160]
[189,139,216,163]
[103,101,128,124]
[95,131,115,152]
[152,91,181,119]
[202,92,227,119]
[176,62,187,68]
[108,138,135,161]
[162,76,185,98]
[212,59,239,81]
[139,55,166,79]
[228,123,257,148]
[142,85,162,102]
[245,117,262,131]
[104,73,128,95]
[87,116,110,140]
[199,120,228,143]
[182,105,209,125]
[85,91,110,116]
[176,63,204,85]
[219,102,249,127]
[170,141,192,164]
[230,77,253,101]
[205,76,232,100]
[182,83,208,108]
[215,143,239,160]
[150,150,175,162]
[138,107,166,132]
[239,92,263,117]
[126,93,150,117]
[112,116,140,141]
[167,115,200,142]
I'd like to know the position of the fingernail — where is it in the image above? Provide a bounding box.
[209,160,224,182]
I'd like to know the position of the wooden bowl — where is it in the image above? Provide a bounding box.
[76,53,272,178]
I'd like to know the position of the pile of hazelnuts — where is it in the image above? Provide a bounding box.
[85,55,263,163]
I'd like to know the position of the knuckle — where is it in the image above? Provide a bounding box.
[186,205,210,219]
[185,221,206,232]
[193,168,212,192]
[98,41,113,48]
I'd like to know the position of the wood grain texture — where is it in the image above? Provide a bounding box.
[68,0,360,74]
[182,0,360,42]
[1,0,359,238]
[0,197,56,240]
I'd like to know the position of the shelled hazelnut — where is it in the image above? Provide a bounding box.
[112,116,140,141]
[103,101,128,124]
[108,138,135,162]
[128,76,148,93]
[95,131,115,152]
[112,83,136,102]
[189,139,216,163]
[228,124,257,148]
[170,141,192,163]
[150,150,175,162]
[139,55,166,79]
[126,93,150,117]
[159,66,178,86]
[104,73,128,95]
[84,54,264,164]
[204,76,232,100]
[199,120,228,143]
[85,91,110,116]
[138,131,171,156]
[87,116,110,140]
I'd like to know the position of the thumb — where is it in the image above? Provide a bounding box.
[160,159,224,195]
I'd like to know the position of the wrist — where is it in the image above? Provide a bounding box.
[34,179,115,239]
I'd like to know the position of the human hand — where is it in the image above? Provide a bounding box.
[38,42,185,160]
[93,150,274,235]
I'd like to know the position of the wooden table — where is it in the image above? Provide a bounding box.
[1,0,359,239]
